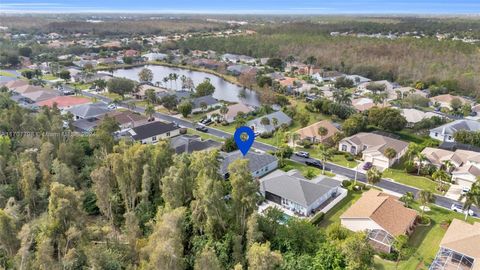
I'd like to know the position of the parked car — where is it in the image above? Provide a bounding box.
[305,160,322,168]
[200,118,213,126]
[196,125,208,132]
[254,131,260,137]
[295,151,310,158]
[451,203,474,216]
[107,103,117,110]
[461,187,470,195]
[362,162,373,170]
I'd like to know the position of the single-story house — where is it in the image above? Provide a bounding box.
[71,117,100,133]
[295,120,339,144]
[36,96,91,110]
[260,169,343,216]
[134,84,168,100]
[430,94,472,110]
[430,120,480,142]
[357,80,399,94]
[219,150,278,179]
[99,110,149,131]
[11,84,48,95]
[429,219,480,270]
[1,79,28,90]
[128,121,180,144]
[226,64,256,76]
[389,87,428,100]
[339,132,408,169]
[142,53,168,61]
[170,134,222,154]
[191,95,222,113]
[340,189,418,253]
[401,108,440,127]
[191,59,224,70]
[21,90,59,103]
[246,111,293,134]
[66,102,110,120]
[207,103,254,123]
[342,75,371,86]
[352,97,390,112]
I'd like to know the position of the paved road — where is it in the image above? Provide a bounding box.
[80,89,478,216]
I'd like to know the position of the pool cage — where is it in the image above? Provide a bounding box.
[429,247,475,270]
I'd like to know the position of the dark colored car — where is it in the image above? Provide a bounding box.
[363,162,373,170]
[196,125,208,132]
[200,118,213,126]
[305,160,322,168]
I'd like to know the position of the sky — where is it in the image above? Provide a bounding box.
[1,0,480,14]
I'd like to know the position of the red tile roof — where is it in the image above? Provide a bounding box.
[37,96,91,109]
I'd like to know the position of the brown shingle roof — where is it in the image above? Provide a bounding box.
[341,190,418,236]
[295,120,339,142]
[440,219,480,267]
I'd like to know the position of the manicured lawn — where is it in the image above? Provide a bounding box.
[383,168,440,194]
[329,154,359,168]
[317,189,363,228]
[41,74,58,80]
[0,71,16,77]
[374,202,477,270]
[102,92,122,100]
[187,128,224,142]
[280,160,335,179]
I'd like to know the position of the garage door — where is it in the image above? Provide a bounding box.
[455,179,474,189]
[373,158,389,170]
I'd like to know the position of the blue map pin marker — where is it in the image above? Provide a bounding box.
[234,126,255,156]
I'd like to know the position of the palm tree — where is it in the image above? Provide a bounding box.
[460,181,480,220]
[180,75,187,90]
[163,76,170,89]
[384,148,397,161]
[317,144,332,175]
[171,73,179,90]
[366,167,382,186]
[442,160,455,173]
[292,133,300,152]
[418,190,435,216]
[200,102,208,112]
[432,168,450,193]
[144,104,155,121]
[260,117,270,127]
[399,192,415,208]
[219,105,229,122]
[317,126,328,143]
[272,117,279,128]
[333,89,352,105]
[415,153,427,175]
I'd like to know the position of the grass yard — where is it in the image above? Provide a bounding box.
[187,128,224,142]
[41,74,58,80]
[280,160,335,179]
[102,92,122,100]
[0,70,16,77]
[329,154,359,168]
[374,202,477,270]
[383,168,440,194]
[317,189,363,228]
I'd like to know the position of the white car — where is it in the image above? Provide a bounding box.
[451,203,474,216]
[295,151,310,158]
[107,103,117,110]
[461,187,470,195]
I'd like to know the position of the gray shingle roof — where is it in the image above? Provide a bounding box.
[191,95,219,109]
[170,135,221,154]
[130,121,179,141]
[431,119,480,135]
[219,150,278,176]
[261,170,341,207]
[246,111,292,133]
[66,102,110,119]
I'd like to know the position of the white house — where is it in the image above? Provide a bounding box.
[219,150,278,179]
[260,169,343,216]
[430,119,480,142]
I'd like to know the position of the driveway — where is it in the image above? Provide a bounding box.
[445,184,463,201]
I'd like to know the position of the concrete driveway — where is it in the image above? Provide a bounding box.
[445,184,464,201]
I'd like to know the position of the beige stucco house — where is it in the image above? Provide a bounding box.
[340,190,418,253]
[338,132,409,169]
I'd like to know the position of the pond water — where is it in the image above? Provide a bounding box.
[112,65,260,107]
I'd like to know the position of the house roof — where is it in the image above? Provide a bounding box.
[2,79,28,89]
[401,108,439,124]
[36,96,91,109]
[98,110,148,126]
[341,132,408,155]
[191,95,219,109]
[340,189,418,236]
[440,219,480,266]
[66,102,110,119]
[12,84,48,94]
[430,94,471,105]
[246,111,292,133]
[72,117,99,132]
[295,120,339,141]
[431,120,480,135]
[352,98,390,112]
[170,135,222,154]
[129,121,179,141]
[22,90,59,102]
[261,169,341,207]
[219,150,278,177]
[208,103,253,121]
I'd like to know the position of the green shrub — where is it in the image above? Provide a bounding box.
[344,153,355,161]
[342,180,352,188]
